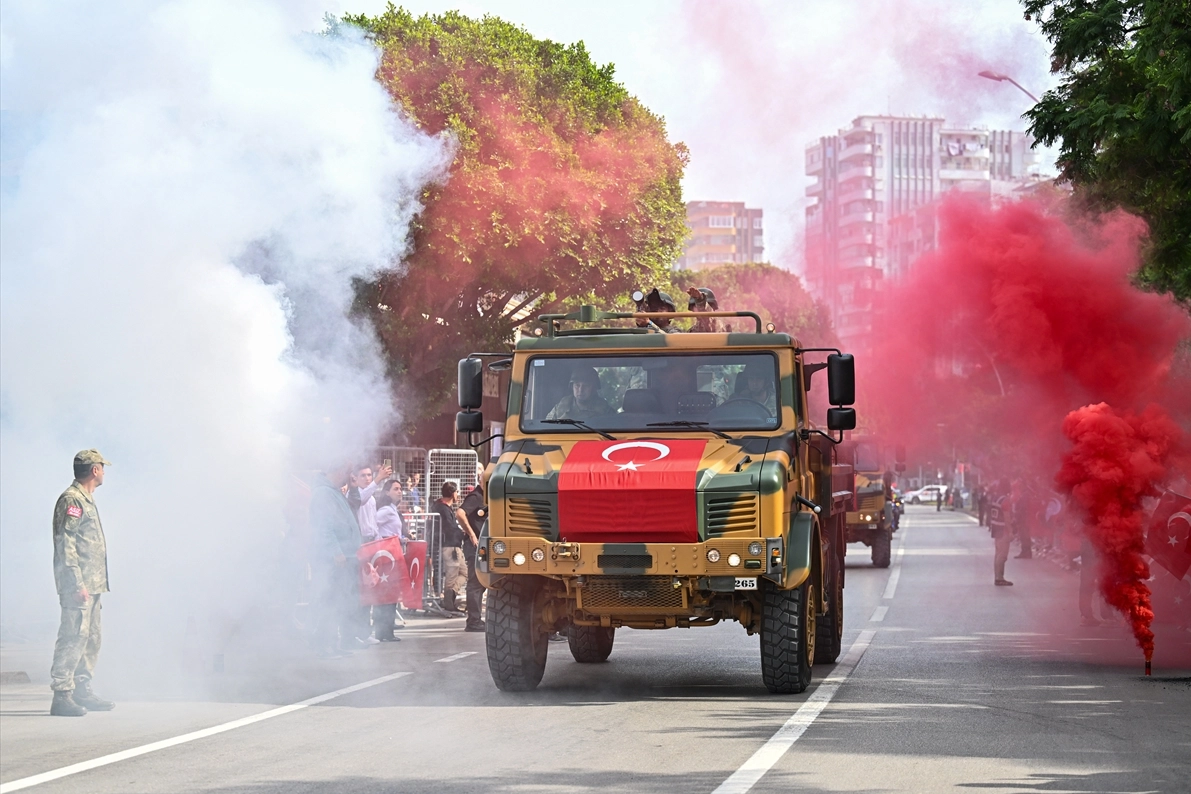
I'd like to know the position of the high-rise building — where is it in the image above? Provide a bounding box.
[678,201,764,270]
[805,115,1040,354]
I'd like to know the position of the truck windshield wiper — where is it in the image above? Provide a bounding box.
[646,420,732,440]
[541,418,616,440]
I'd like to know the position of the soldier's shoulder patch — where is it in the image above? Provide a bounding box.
[66,505,83,518]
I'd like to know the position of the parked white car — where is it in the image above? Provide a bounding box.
[904,485,947,504]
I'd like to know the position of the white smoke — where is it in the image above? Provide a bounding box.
[0,1,447,688]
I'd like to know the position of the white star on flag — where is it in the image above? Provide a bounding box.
[380,573,389,582]
[616,461,641,471]
[1170,535,1180,547]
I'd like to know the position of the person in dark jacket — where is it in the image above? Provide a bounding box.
[460,484,488,632]
[309,465,365,657]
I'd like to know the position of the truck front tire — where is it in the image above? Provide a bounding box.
[568,625,615,663]
[872,529,892,568]
[760,579,815,694]
[486,576,548,691]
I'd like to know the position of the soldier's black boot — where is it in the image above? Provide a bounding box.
[73,682,115,711]
[50,690,87,716]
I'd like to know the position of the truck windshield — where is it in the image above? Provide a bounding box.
[520,352,781,433]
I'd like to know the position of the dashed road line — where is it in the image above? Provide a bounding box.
[870,605,888,622]
[0,672,412,793]
[882,525,910,600]
[710,630,876,794]
[434,651,478,663]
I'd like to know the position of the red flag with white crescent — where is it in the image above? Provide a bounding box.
[558,439,707,544]
[1146,489,1191,581]
[403,540,427,610]
[357,537,407,606]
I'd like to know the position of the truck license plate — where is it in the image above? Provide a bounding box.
[734,577,758,590]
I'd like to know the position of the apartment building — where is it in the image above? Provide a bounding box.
[678,201,764,270]
[805,115,1039,354]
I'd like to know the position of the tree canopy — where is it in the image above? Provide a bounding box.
[342,7,689,425]
[1023,0,1191,303]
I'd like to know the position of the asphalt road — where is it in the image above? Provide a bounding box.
[2,505,1189,793]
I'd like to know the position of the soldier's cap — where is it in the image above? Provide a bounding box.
[74,449,112,467]
[742,361,771,380]
[569,366,601,386]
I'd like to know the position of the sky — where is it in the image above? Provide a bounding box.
[320,0,1060,272]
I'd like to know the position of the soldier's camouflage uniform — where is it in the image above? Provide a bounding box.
[545,394,613,421]
[50,481,109,692]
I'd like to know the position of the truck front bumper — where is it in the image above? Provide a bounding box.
[479,537,783,580]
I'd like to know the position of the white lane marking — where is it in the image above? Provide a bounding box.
[882,525,910,600]
[711,630,876,794]
[870,605,888,622]
[434,651,477,663]
[0,672,411,793]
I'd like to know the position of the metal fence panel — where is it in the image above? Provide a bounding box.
[428,448,479,503]
[372,446,430,512]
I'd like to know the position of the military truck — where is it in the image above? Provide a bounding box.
[837,438,903,568]
[455,303,857,693]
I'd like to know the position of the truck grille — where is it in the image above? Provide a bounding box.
[858,494,884,513]
[506,498,552,536]
[597,554,653,570]
[578,576,686,612]
[705,493,759,536]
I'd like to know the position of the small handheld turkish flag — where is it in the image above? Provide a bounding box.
[1146,489,1191,581]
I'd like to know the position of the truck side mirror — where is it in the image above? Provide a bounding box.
[826,407,856,431]
[456,411,484,434]
[895,463,907,473]
[458,358,483,409]
[827,353,855,406]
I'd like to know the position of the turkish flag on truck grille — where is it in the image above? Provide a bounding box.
[558,439,707,544]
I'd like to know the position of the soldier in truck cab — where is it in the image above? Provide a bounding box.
[546,366,613,421]
[731,362,777,415]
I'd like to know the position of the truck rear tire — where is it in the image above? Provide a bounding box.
[814,561,843,664]
[485,577,548,691]
[761,579,815,694]
[568,625,615,663]
[872,530,892,568]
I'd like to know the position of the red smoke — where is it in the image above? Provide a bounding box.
[868,195,1190,655]
[1056,404,1183,658]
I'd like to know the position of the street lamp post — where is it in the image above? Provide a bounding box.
[978,70,1039,103]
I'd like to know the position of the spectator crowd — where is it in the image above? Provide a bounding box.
[304,459,486,658]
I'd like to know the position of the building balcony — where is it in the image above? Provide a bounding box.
[939,169,990,181]
[806,157,824,176]
[839,211,874,227]
[837,187,873,205]
[840,142,873,161]
[806,181,824,197]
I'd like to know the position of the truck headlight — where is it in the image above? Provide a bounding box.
[707,549,721,563]
[513,552,526,566]
[727,553,741,567]
[748,542,763,556]
[493,541,507,555]
[531,548,545,562]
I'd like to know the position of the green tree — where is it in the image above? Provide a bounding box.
[1024,0,1191,302]
[342,7,688,425]
[670,263,837,345]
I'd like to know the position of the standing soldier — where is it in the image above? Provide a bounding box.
[988,478,1014,587]
[50,449,115,716]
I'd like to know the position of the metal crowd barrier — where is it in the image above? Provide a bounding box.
[401,511,445,612]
